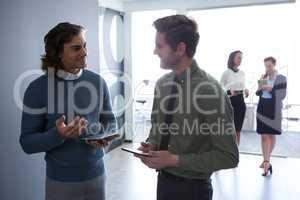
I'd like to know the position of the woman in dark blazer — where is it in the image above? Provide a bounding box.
[256,57,287,176]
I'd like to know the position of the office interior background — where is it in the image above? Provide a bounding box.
[0,0,300,199]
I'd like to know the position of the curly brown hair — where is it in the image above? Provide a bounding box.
[41,22,85,71]
[153,15,200,57]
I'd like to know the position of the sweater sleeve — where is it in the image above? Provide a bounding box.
[99,79,117,134]
[19,83,65,154]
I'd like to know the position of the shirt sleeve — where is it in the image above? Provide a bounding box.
[146,82,160,149]
[178,84,239,173]
[240,71,246,90]
[19,83,65,154]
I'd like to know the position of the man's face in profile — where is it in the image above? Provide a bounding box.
[60,32,87,71]
[153,32,180,70]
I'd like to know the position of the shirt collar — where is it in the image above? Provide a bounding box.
[171,59,199,84]
[56,69,83,80]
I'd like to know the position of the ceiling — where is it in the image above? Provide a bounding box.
[100,0,295,12]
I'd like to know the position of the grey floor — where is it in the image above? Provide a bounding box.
[132,122,300,158]
[104,143,300,200]
[239,131,300,158]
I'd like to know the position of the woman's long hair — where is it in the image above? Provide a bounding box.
[227,50,242,72]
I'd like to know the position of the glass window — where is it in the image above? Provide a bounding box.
[189,2,300,132]
[131,9,175,125]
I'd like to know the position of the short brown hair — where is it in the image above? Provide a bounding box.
[153,15,200,57]
[264,56,276,65]
[41,22,85,71]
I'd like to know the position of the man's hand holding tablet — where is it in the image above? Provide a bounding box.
[121,147,152,157]
[121,142,155,157]
[132,142,180,170]
[81,133,120,148]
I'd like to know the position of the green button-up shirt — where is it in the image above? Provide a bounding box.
[147,60,239,180]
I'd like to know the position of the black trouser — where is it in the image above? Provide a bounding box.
[157,171,213,200]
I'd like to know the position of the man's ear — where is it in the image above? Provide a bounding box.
[176,42,187,56]
[59,45,66,58]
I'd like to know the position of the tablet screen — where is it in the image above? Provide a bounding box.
[80,133,120,141]
[121,147,151,157]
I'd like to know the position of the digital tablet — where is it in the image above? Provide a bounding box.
[121,147,151,157]
[258,79,267,87]
[80,133,120,141]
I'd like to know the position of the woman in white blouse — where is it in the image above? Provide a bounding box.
[220,51,249,146]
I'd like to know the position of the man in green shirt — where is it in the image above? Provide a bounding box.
[135,15,239,200]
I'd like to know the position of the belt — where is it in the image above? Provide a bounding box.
[234,90,244,95]
[158,170,211,184]
[227,90,244,95]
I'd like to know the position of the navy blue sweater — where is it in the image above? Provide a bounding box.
[20,70,116,182]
